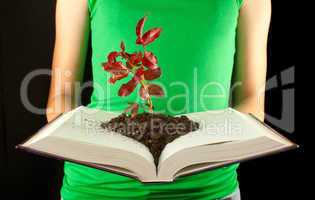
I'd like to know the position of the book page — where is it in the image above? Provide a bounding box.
[159,108,264,165]
[167,137,287,180]
[43,107,155,165]
[23,106,82,146]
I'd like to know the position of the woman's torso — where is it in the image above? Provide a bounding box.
[88,0,242,114]
[62,0,243,199]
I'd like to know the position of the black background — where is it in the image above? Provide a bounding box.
[0,0,303,199]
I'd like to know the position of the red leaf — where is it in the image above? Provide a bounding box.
[122,52,131,62]
[136,16,147,38]
[127,52,142,67]
[136,37,144,45]
[130,67,145,83]
[147,84,164,97]
[107,51,121,63]
[134,67,145,79]
[108,72,129,84]
[103,61,129,84]
[142,51,158,69]
[103,62,129,75]
[139,85,149,100]
[141,28,162,46]
[144,67,161,80]
[139,84,164,100]
[119,67,145,96]
[118,79,138,97]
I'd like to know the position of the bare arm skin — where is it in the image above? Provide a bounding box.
[232,0,272,121]
[46,0,89,122]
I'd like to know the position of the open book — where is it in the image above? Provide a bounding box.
[17,106,297,183]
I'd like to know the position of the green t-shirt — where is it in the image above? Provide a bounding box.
[61,0,244,199]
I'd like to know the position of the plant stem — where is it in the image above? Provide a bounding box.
[125,50,154,113]
[140,46,154,113]
[140,79,153,113]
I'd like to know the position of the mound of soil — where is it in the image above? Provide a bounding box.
[101,113,200,165]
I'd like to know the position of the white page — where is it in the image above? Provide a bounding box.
[159,109,265,164]
[24,106,83,146]
[45,107,155,164]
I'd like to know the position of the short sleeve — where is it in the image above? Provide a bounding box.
[236,0,245,9]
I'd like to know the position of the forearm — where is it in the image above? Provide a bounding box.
[233,95,265,121]
[232,0,271,122]
[46,93,78,122]
[46,46,86,123]
[46,0,89,123]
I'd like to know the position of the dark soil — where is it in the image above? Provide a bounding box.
[101,112,200,165]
